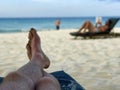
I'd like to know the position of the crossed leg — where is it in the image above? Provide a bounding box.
[26,28,50,69]
[0,28,61,90]
[26,28,61,90]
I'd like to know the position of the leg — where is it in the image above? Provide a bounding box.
[0,28,51,90]
[17,28,51,84]
[27,29,61,90]
[78,21,96,32]
[36,77,58,90]
[36,72,61,90]
[26,28,50,69]
[56,26,59,30]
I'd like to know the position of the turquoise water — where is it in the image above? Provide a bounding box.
[0,17,120,33]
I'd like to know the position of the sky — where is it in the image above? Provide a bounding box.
[0,0,120,17]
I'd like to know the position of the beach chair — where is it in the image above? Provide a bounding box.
[70,18,120,39]
[0,71,85,90]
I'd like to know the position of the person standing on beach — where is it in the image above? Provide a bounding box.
[0,28,61,90]
[55,19,61,30]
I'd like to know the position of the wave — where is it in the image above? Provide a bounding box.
[0,28,30,33]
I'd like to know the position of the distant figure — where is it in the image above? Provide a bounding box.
[55,20,61,30]
[95,16,102,28]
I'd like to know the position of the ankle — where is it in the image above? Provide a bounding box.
[32,52,42,59]
[31,52,48,67]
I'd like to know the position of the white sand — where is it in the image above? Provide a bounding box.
[0,28,120,90]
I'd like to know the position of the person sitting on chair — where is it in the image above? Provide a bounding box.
[0,28,61,90]
[78,19,112,33]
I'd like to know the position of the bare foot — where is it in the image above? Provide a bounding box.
[26,28,50,69]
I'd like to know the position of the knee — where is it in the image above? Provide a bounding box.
[3,72,34,89]
[36,77,61,90]
[36,77,54,86]
[4,72,22,82]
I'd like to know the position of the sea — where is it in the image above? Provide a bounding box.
[0,17,120,33]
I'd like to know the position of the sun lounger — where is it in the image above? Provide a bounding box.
[70,18,120,39]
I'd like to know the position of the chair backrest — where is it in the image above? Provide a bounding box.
[107,18,119,33]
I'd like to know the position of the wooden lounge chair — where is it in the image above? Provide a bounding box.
[70,18,120,39]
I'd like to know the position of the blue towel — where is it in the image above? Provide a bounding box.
[51,71,85,90]
[0,71,85,90]
[0,77,3,84]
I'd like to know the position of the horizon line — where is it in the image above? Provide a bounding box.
[0,16,120,18]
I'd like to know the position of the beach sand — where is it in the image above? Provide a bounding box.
[0,28,120,90]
